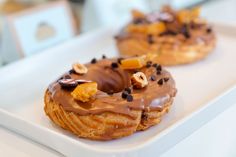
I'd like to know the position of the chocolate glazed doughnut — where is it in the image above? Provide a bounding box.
[44,56,177,140]
[115,6,216,66]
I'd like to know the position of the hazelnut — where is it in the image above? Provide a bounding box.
[131,72,148,89]
[72,63,88,75]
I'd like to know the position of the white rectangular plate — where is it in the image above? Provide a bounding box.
[0,24,236,157]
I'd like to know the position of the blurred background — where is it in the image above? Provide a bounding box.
[0,0,235,66]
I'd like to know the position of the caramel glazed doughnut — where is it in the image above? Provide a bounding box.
[44,55,177,140]
[115,6,216,66]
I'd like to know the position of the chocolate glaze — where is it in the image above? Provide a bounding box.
[116,25,215,46]
[116,7,215,46]
[48,59,177,118]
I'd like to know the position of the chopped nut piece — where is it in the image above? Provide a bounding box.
[145,53,158,62]
[71,82,98,102]
[132,9,145,19]
[72,63,88,75]
[121,57,145,69]
[147,22,166,35]
[76,79,92,84]
[191,7,201,19]
[126,24,147,33]
[177,7,201,24]
[131,72,148,89]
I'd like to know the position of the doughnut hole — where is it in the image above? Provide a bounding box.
[92,66,131,94]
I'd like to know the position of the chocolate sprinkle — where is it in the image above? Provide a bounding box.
[156,64,162,71]
[156,70,161,75]
[164,77,169,82]
[146,61,152,68]
[206,28,212,33]
[150,75,156,81]
[126,94,133,102]
[157,79,164,85]
[181,24,191,38]
[147,34,154,44]
[102,55,106,59]
[121,91,129,99]
[111,62,119,68]
[141,113,148,120]
[124,87,131,94]
[91,58,97,64]
[69,69,76,74]
[152,63,157,67]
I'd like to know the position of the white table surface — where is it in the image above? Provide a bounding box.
[1,102,236,157]
[1,0,236,156]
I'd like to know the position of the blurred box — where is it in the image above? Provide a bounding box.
[1,0,76,63]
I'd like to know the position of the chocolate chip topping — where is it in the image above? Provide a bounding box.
[146,61,152,68]
[156,71,161,75]
[152,63,158,67]
[102,55,106,59]
[156,64,162,71]
[126,94,133,102]
[164,77,169,82]
[157,79,164,85]
[147,34,154,44]
[181,24,191,38]
[124,87,131,94]
[91,58,97,64]
[69,69,76,74]
[121,91,129,99]
[206,27,212,33]
[111,62,119,68]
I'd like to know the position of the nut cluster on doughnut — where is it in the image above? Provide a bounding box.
[115,6,216,65]
[44,55,177,140]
